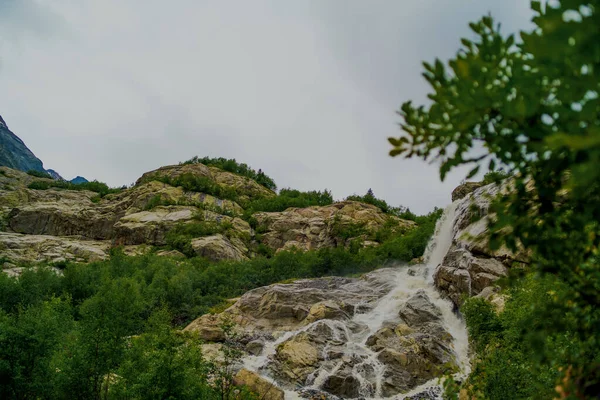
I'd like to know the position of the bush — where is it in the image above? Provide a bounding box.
[165,221,226,257]
[461,274,591,400]
[482,170,511,185]
[245,188,333,214]
[28,179,124,197]
[26,169,53,179]
[180,156,277,191]
[346,188,417,220]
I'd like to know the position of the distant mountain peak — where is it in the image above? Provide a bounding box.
[0,114,64,179]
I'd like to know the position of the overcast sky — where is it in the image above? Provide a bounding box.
[0,0,532,213]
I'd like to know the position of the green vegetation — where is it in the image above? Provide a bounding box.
[346,189,417,220]
[460,274,590,400]
[0,206,439,399]
[28,180,124,198]
[244,188,332,215]
[389,1,600,397]
[181,156,277,191]
[147,173,240,203]
[164,220,230,257]
[481,170,511,185]
[26,169,53,179]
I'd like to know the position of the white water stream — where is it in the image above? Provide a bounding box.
[242,203,469,399]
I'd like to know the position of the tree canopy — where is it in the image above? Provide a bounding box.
[389,1,599,397]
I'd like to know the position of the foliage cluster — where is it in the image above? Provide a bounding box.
[180,156,277,191]
[149,173,241,203]
[346,189,418,221]
[244,188,333,215]
[389,0,600,396]
[0,264,252,400]
[26,169,53,179]
[28,180,124,198]
[459,274,597,400]
[481,170,511,185]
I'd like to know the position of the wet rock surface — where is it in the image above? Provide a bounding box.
[187,268,466,399]
[433,183,527,305]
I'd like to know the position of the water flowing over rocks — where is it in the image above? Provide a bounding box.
[186,204,472,399]
[432,183,526,305]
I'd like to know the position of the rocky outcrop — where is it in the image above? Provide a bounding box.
[113,206,196,245]
[0,165,258,264]
[8,192,119,239]
[255,201,415,252]
[434,182,527,305]
[185,272,395,337]
[0,162,418,266]
[136,163,276,203]
[0,232,110,264]
[451,181,484,202]
[233,369,284,400]
[185,268,463,398]
[363,290,457,397]
[0,115,46,174]
[191,234,248,262]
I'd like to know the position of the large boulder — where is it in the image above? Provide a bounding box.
[0,232,110,264]
[233,369,284,400]
[112,206,196,245]
[434,182,528,305]
[191,234,248,262]
[366,291,458,397]
[8,194,119,239]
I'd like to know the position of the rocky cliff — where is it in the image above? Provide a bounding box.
[181,179,519,399]
[0,115,47,174]
[0,163,416,268]
[433,182,526,306]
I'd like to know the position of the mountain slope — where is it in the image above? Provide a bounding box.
[0,115,46,173]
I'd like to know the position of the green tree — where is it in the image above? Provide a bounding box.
[388,0,599,397]
[0,298,73,400]
[53,278,144,400]
[111,308,216,400]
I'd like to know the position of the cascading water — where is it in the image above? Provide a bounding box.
[241,203,469,399]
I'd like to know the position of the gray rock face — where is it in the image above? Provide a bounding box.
[433,182,526,305]
[191,234,249,262]
[186,268,463,399]
[451,181,484,202]
[0,115,46,174]
[254,201,416,253]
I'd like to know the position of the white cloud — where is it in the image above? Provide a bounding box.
[0,0,532,213]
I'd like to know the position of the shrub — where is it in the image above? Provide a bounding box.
[26,170,53,179]
[244,188,333,214]
[180,156,277,191]
[28,179,124,197]
[346,188,416,220]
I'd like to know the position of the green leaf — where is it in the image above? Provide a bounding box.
[467,165,480,179]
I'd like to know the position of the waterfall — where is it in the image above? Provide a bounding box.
[241,203,469,399]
